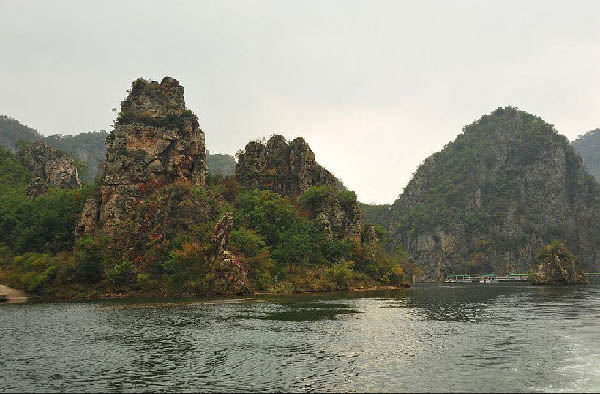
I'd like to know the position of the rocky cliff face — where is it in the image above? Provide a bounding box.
[391,107,600,280]
[236,135,363,241]
[18,141,81,197]
[236,135,338,196]
[312,191,363,241]
[77,77,207,236]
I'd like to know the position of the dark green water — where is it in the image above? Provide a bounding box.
[1,283,599,392]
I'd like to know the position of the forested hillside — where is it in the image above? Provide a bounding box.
[0,116,107,182]
[0,116,43,151]
[206,151,236,176]
[360,203,393,228]
[391,107,600,280]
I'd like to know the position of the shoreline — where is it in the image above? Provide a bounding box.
[7,283,411,303]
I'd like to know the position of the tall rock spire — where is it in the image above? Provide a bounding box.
[77,77,207,236]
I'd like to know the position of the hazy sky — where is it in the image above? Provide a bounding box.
[1,0,599,203]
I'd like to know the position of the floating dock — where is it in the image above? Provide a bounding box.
[446,273,600,283]
[445,274,529,283]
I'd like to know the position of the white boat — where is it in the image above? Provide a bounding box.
[445,274,474,283]
[479,275,497,283]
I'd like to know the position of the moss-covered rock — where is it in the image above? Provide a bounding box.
[530,241,587,285]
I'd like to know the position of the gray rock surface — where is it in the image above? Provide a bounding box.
[236,135,337,196]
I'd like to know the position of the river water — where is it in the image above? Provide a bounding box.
[1,283,599,392]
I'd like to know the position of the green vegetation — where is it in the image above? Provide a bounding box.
[116,110,197,130]
[395,107,565,235]
[0,147,96,297]
[397,110,571,234]
[536,241,576,267]
[360,203,393,228]
[0,147,89,254]
[0,146,414,298]
[390,106,600,277]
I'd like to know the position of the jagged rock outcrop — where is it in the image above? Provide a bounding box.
[312,192,363,241]
[211,212,234,261]
[236,135,362,241]
[236,135,338,196]
[391,107,600,280]
[18,141,81,197]
[530,242,587,285]
[76,77,207,236]
[210,212,249,294]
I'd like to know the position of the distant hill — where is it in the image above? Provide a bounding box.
[572,128,600,182]
[206,151,236,176]
[0,116,107,182]
[360,203,393,228]
[44,132,108,182]
[390,107,600,280]
[0,115,43,151]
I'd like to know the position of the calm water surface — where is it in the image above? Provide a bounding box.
[1,283,599,392]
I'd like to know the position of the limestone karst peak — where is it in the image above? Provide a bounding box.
[117,76,189,125]
[390,108,600,280]
[236,134,363,241]
[77,76,207,236]
[236,134,336,196]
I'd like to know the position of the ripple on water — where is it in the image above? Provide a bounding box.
[1,284,600,392]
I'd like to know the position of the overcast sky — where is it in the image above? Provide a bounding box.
[1,0,599,203]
